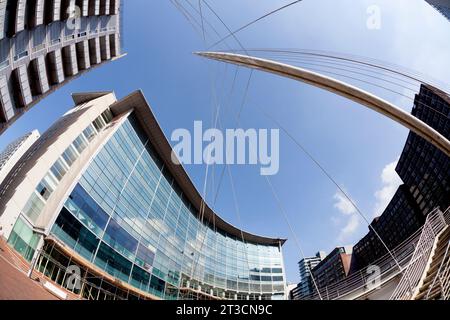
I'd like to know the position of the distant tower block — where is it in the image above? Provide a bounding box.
[0,0,124,135]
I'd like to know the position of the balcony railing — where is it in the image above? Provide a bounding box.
[0,59,10,70]
[65,34,76,42]
[50,38,61,46]
[303,207,448,300]
[425,208,450,300]
[390,208,448,300]
[32,43,46,53]
[14,50,29,61]
[442,245,450,299]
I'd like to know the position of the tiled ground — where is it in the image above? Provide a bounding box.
[0,238,58,300]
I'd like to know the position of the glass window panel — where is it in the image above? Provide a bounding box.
[83,124,97,142]
[73,134,88,154]
[104,218,138,259]
[61,144,79,167]
[50,158,69,181]
[22,191,46,222]
[36,173,58,200]
[51,208,100,261]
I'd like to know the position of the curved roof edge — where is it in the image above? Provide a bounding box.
[107,90,286,246]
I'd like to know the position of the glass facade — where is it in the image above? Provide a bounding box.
[7,217,41,262]
[9,109,112,261]
[47,113,285,300]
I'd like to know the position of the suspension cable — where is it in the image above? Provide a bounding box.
[264,176,323,300]
[255,105,404,273]
[202,0,248,53]
[208,0,304,50]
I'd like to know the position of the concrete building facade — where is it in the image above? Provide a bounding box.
[426,0,450,21]
[291,252,325,300]
[0,0,123,135]
[0,129,40,186]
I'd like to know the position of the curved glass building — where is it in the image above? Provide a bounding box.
[0,91,286,300]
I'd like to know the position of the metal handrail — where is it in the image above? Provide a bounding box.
[13,50,29,61]
[0,59,9,70]
[442,252,450,299]
[32,43,46,53]
[390,208,447,300]
[306,224,422,300]
[303,207,447,300]
[426,239,450,299]
[423,207,450,300]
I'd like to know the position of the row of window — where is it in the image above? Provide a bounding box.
[22,109,112,223]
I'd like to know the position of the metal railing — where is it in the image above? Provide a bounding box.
[425,208,450,300]
[65,34,76,42]
[303,207,448,300]
[50,38,61,46]
[442,246,450,299]
[306,226,421,300]
[32,43,46,53]
[13,50,29,61]
[0,59,10,70]
[390,208,448,300]
[426,240,450,300]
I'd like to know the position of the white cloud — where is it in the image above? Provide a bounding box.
[333,190,360,243]
[339,215,360,242]
[373,159,402,218]
[334,191,357,215]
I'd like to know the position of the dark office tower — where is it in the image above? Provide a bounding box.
[396,84,450,217]
[0,0,124,135]
[425,0,450,21]
[351,185,425,272]
[350,84,449,273]
[311,247,353,290]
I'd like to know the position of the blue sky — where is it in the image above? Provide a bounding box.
[1,0,450,284]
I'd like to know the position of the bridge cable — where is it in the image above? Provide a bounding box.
[207,0,304,50]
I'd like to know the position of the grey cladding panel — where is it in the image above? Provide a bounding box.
[53,0,62,21]
[0,1,7,39]
[16,65,33,106]
[111,0,119,15]
[100,35,110,60]
[110,33,119,57]
[33,55,50,94]
[0,75,14,121]
[101,0,110,15]
[35,0,46,26]
[63,44,78,76]
[89,0,100,16]
[76,40,90,69]
[48,49,65,84]
[16,0,28,33]
[89,37,101,64]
